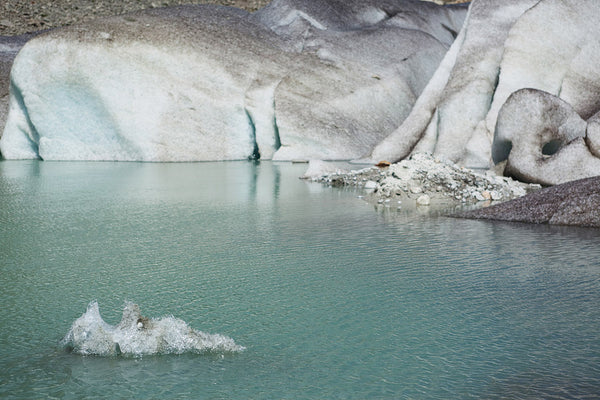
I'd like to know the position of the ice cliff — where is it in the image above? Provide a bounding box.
[0,0,466,161]
[2,0,600,186]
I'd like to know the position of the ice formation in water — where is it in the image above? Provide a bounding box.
[62,301,244,356]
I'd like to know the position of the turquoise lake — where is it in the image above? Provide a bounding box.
[1,160,599,399]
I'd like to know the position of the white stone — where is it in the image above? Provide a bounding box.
[301,160,340,179]
[416,194,431,206]
[364,180,378,190]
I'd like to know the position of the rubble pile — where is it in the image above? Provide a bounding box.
[303,153,541,206]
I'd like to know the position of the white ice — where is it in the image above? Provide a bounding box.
[0,2,467,161]
[62,301,244,356]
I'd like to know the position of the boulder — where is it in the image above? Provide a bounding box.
[0,2,467,161]
[460,176,600,228]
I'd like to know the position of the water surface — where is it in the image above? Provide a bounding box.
[1,161,599,399]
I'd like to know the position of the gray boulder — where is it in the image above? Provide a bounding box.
[460,176,600,228]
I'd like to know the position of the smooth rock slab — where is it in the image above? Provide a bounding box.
[460,176,600,228]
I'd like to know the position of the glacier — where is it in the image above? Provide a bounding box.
[370,0,600,184]
[0,1,467,161]
[4,0,600,186]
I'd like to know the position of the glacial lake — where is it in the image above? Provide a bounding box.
[1,160,599,399]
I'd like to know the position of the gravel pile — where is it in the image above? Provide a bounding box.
[0,0,271,36]
[303,153,541,207]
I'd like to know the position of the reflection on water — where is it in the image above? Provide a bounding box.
[1,160,600,399]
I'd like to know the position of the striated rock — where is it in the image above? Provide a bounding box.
[459,176,600,228]
[301,159,344,179]
[0,1,467,161]
[416,194,431,206]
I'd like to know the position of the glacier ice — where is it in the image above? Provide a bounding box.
[489,0,600,184]
[0,1,467,161]
[494,89,600,185]
[371,0,600,185]
[62,301,245,356]
[370,0,539,168]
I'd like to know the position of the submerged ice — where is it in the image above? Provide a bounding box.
[62,301,245,356]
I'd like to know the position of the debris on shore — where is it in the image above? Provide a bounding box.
[302,153,541,207]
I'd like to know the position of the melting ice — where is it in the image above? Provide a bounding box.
[62,301,245,356]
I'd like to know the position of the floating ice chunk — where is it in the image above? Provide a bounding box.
[62,301,244,356]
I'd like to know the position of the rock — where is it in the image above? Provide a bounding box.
[416,194,431,206]
[493,88,600,185]
[459,176,600,228]
[0,2,467,161]
[301,160,342,179]
[375,160,391,168]
[364,180,378,190]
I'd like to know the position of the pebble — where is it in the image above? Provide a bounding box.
[364,180,377,190]
[416,194,431,206]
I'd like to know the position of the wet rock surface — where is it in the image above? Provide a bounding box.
[459,176,600,228]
